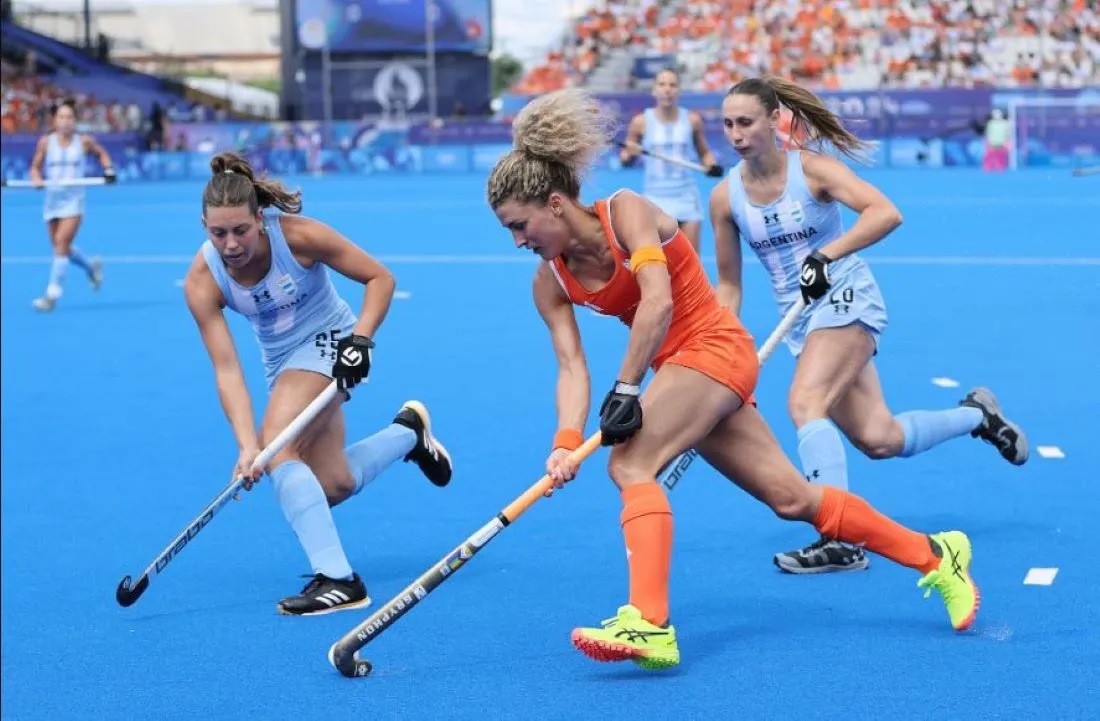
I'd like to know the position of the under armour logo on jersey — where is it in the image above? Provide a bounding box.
[340,347,364,366]
[764,212,780,225]
[252,290,272,304]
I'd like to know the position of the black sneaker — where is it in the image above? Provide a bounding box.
[773,535,870,574]
[276,573,371,616]
[959,387,1029,466]
[393,400,453,487]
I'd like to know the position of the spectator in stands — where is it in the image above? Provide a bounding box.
[2,65,145,134]
[147,101,165,150]
[513,0,1099,94]
[982,108,1010,172]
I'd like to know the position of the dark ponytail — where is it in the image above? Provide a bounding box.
[203,151,303,215]
[729,76,874,163]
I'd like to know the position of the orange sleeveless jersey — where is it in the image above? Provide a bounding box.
[547,192,760,402]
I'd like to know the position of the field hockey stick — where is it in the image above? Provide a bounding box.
[1072,165,1100,177]
[115,380,341,607]
[1,177,113,188]
[615,140,710,174]
[658,299,807,490]
[328,432,605,678]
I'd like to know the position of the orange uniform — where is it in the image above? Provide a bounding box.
[547,191,759,403]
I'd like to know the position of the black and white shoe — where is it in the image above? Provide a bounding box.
[276,573,371,616]
[393,400,453,487]
[774,536,870,574]
[959,387,1029,466]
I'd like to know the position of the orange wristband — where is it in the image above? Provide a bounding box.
[552,428,584,452]
[629,245,668,274]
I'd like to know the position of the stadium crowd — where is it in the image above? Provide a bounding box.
[513,0,1100,94]
[2,58,144,134]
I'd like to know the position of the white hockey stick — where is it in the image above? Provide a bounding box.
[2,177,113,188]
[116,381,341,606]
[659,300,807,490]
[616,140,710,174]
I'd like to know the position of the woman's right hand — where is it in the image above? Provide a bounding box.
[235,445,263,491]
[544,447,580,497]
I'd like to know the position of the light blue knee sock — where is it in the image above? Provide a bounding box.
[270,460,354,580]
[46,256,69,298]
[896,407,983,458]
[797,419,849,490]
[68,246,92,272]
[345,424,416,495]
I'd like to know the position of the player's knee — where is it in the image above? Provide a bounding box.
[765,479,816,521]
[318,472,357,506]
[606,452,654,489]
[264,449,301,475]
[848,421,904,460]
[788,390,829,428]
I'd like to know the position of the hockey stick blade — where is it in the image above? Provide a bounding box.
[115,574,150,607]
[115,381,339,606]
[328,433,604,677]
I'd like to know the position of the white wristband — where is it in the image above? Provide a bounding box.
[614,381,641,396]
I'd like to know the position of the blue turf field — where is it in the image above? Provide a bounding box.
[2,169,1098,720]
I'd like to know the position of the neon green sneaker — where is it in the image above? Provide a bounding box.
[570,604,679,670]
[918,531,981,631]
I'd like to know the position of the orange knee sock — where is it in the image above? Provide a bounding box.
[813,486,939,574]
[620,482,674,626]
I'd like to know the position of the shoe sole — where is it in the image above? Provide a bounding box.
[402,400,453,487]
[773,555,871,574]
[276,595,372,617]
[934,532,981,632]
[954,581,981,632]
[570,630,678,670]
[964,387,1029,465]
[951,535,981,632]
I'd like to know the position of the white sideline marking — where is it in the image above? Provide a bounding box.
[1023,568,1059,586]
[3,196,1099,214]
[4,255,1100,267]
[1037,446,1066,459]
[931,377,960,388]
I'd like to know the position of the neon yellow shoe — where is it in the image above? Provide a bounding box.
[570,604,679,670]
[918,531,981,631]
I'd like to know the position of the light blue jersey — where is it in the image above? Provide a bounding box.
[641,107,703,223]
[202,212,357,388]
[727,150,888,356]
[43,133,86,221]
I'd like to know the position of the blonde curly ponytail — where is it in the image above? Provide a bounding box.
[487,89,616,208]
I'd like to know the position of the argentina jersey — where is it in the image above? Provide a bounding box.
[727,150,864,306]
[642,108,703,221]
[43,133,87,220]
[201,211,356,377]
